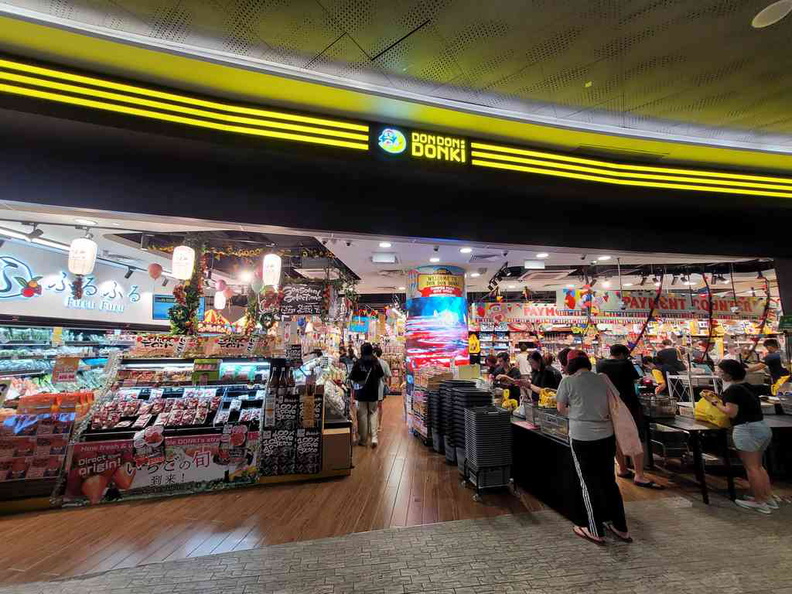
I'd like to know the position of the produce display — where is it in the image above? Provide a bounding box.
[538,388,557,409]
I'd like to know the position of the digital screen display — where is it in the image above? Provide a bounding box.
[152,295,205,321]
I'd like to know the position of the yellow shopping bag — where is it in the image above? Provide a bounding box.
[771,375,790,396]
[694,396,731,428]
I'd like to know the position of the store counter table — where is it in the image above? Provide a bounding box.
[511,419,579,523]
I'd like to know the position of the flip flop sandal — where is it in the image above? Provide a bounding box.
[573,526,605,546]
[605,524,634,543]
[617,471,635,479]
[634,480,665,490]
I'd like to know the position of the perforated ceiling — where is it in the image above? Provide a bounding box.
[2,0,792,149]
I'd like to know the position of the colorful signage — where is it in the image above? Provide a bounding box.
[375,126,467,164]
[556,289,769,318]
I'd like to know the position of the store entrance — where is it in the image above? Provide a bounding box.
[0,201,788,585]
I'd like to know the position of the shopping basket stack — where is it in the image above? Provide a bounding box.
[463,406,512,489]
[439,380,475,461]
[426,389,440,451]
[451,387,493,471]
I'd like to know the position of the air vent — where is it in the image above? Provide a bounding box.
[372,253,399,264]
[469,254,503,263]
[377,269,404,278]
[519,269,575,282]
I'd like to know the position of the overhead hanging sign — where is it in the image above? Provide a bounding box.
[555,289,769,318]
[375,126,467,164]
[280,284,324,316]
[0,242,170,327]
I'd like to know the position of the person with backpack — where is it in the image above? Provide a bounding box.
[348,343,384,448]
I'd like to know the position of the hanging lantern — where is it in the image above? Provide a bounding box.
[262,253,282,288]
[68,237,98,276]
[147,263,163,280]
[172,245,195,280]
[214,290,226,310]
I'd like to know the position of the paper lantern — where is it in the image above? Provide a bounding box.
[215,279,227,292]
[147,263,163,280]
[214,290,226,310]
[172,245,195,280]
[68,237,98,276]
[262,253,282,288]
[223,288,234,299]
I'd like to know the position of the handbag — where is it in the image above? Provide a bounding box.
[351,366,373,397]
[600,374,644,457]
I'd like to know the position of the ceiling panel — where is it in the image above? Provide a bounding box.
[2,0,792,145]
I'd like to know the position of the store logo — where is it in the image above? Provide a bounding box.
[377,128,407,154]
[410,131,466,163]
[0,256,42,299]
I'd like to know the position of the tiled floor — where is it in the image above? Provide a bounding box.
[3,495,791,594]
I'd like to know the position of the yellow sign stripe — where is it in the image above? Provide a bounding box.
[0,69,368,142]
[0,82,369,151]
[471,150,792,193]
[0,57,369,133]
[472,158,792,199]
[471,141,792,187]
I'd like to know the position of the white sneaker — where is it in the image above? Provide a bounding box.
[735,498,772,514]
[746,495,779,510]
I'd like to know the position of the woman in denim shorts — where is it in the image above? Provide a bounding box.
[706,360,774,514]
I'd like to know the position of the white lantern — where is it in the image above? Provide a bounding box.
[172,245,195,280]
[262,253,282,288]
[214,290,226,310]
[68,237,98,276]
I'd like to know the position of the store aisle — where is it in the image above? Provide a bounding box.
[3,496,792,594]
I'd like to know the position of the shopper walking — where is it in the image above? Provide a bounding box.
[348,343,384,448]
[373,345,392,434]
[556,350,631,545]
[707,360,776,513]
[597,345,662,490]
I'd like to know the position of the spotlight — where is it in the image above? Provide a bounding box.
[321,238,329,245]
[671,275,678,286]
[639,276,647,286]
[124,267,134,279]
[26,226,43,241]
[433,245,439,252]
[757,270,766,280]
[346,241,352,247]
[140,235,152,251]
[162,278,169,287]
[502,250,509,257]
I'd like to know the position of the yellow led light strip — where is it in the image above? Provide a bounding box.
[0,82,369,150]
[472,158,792,199]
[0,58,368,133]
[471,149,792,193]
[471,142,792,188]
[0,70,368,142]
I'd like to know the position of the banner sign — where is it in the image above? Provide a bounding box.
[0,241,170,326]
[557,289,768,318]
[280,284,324,316]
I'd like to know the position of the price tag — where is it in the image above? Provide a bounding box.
[52,356,80,384]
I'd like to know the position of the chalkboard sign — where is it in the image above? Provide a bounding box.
[280,284,324,316]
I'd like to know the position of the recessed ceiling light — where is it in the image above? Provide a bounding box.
[507,284,517,289]
[398,286,405,291]
[602,281,612,288]
[470,272,481,278]
[683,280,694,286]
[75,218,97,226]
[566,283,575,288]
[752,0,792,28]
[624,283,634,287]
[459,247,472,254]
[536,252,550,259]
[378,241,392,248]
[112,223,121,227]
[430,257,440,263]
[597,255,612,261]
[654,281,661,287]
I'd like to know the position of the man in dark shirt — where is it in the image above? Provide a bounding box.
[596,344,662,489]
[494,352,522,400]
[748,338,790,384]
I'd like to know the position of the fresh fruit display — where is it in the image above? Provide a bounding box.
[539,388,557,409]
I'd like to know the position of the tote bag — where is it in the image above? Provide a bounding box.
[600,374,644,457]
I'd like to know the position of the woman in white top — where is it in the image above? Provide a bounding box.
[556,350,630,545]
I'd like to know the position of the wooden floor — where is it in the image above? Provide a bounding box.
[0,396,683,585]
